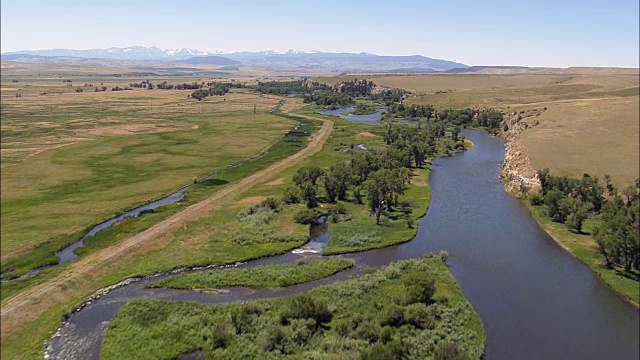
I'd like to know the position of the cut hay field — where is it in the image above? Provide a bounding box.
[0,84,296,262]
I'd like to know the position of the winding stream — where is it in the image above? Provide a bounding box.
[48,130,639,360]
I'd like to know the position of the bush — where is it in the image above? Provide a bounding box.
[294,208,320,225]
[529,192,543,205]
[354,321,381,344]
[438,251,449,263]
[407,217,416,229]
[261,197,281,211]
[404,271,436,304]
[404,303,435,329]
[282,187,301,204]
[211,323,231,349]
[434,341,468,360]
[381,304,405,327]
[262,325,289,353]
[283,295,332,328]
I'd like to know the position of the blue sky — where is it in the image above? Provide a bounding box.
[1,0,638,67]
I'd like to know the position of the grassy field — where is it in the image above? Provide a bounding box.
[1,87,294,264]
[516,96,639,187]
[101,256,485,359]
[525,203,639,306]
[0,114,319,296]
[149,258,354,290]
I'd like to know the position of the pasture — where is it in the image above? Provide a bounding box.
[1,83,295,262]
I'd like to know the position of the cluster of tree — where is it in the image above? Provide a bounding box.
[111,86,132,91]
[190,82,231,100]
[286,123,466,225]
[128,80,153,89]
[439,108,504,129]
[369,89,406,106]
[252,79,329,95]
[302,91,354,108]
[533,169,639,272]
[94,86,108,92]
[385,103,435,119]
[333,78,374,96]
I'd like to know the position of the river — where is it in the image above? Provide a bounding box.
[47,129,639,360]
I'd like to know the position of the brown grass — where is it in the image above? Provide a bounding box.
[518,96,639,187]
[266,177,285,186]
[234,196,269,205]
[356,132,377,138]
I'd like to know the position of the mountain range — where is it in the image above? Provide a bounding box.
[1,46,468,72]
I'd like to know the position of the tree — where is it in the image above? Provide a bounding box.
[604,174,616,196]
[322,162,351,202]
[366,169,408,225]
[537,168,551,195]
[566,200,589,233]
[293,166,324,187]
[622,185,637,207]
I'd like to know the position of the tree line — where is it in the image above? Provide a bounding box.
[531,170,640,272]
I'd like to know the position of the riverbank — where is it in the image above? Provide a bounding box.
[500,128,639,307]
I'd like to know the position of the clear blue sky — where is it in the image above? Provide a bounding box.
[2,0,638,67]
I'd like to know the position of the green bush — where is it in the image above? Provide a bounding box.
[282,187,301,204]
[294,208,320,225]
[381,304,405,327]
[211,323,231,349]
[405,303,435,329]
[404,270,436,304]
[529,192,544,205]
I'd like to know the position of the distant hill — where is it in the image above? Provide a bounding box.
[1,46,468,72]
[173,56,240,66]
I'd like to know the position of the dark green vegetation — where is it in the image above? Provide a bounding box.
[0,114,320,285]
[384,106,504,134]
[101,256,485,360]
[302,78,406,109]
[149,258,353,290]
[252,80,330,95]
[523,169,640,304]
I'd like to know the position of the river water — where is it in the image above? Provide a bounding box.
[48,129,639,360]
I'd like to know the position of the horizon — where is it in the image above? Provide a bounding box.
[1,0,639,68]
[4,45,640,69]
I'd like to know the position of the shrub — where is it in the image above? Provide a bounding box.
[434,341,468,360]
[381,304,405,327]
[529,192,543,205]
[282,187,301,204]
[262,325,289,353]
[354,321,380,344]
[284,295,332,328]
[211,323,231,349]
[407,217,416,229]
[380,326,393,344]
[404,271,436,304]
[261,197,281,211]
[294,208,320,225]
[438,251,449,263]
[405,303,434,329]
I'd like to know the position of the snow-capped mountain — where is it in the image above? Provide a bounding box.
[2,46,214,61]
[2,46,469,72]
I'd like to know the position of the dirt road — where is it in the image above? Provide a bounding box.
[0,113,333,340]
